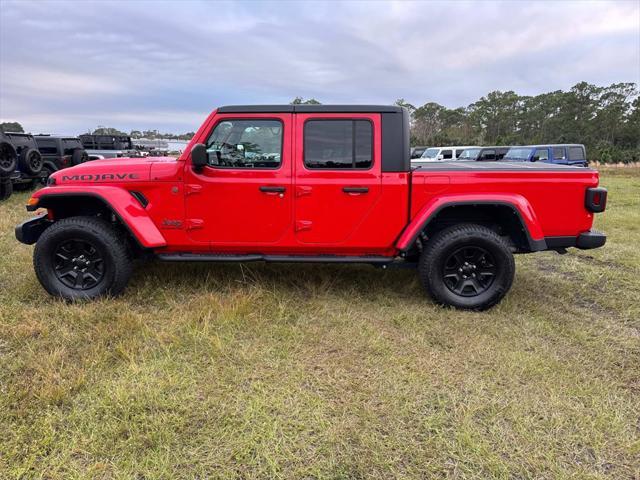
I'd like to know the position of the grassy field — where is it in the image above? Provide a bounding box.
[0,169,639,479]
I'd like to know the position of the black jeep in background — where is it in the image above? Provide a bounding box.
[79,134,138,158]
[34,135,89,179]
[0,131,18,200]
[2,132,43,190]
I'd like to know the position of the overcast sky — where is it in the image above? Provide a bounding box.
[1,0,639,135]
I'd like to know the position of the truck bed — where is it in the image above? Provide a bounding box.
[409,161,599,239]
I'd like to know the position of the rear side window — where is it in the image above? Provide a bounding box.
[552,147,566,160]
[304,120,372,169]
[533,149,549,162]
[568,146,585,161]
[441,149,453,159]
[205,119,283,168]
[35,139,57,155]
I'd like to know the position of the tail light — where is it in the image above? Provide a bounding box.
[585,187,607,213]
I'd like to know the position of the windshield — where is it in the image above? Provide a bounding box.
[504,148,532,160]
[421,148,439,159]
[457,148,480,160]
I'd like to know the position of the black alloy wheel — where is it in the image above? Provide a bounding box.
[53,239,105,290]
[442,246,496,297]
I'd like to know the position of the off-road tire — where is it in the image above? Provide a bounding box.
[0,142,17,175]
[0,177,12,201]
[18,148,43,175]
[418,223,515,310]
[34,216,133,300]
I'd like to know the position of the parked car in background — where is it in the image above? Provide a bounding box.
[2,132,44,190]
[410,146,429,159]
[502,144,588,166]
[34,135,89,181]
[132,139,170,157]
[456,146,510,161]
[415,146,479,162]
[79,134,138,159]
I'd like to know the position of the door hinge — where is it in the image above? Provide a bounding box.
[295,220,312,232]
[186,219,204,230]
[186,184,203,196]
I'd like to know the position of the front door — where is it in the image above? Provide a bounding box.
[184,113,293,246]
[293,114,382,245]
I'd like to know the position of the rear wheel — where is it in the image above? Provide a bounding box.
[71,148,88,165]
[418,224,515,310]
[34,216,133,300]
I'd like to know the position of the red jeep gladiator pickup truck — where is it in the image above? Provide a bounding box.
[15,105,607,310]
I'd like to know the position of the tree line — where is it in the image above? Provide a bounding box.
[395,82,639,164]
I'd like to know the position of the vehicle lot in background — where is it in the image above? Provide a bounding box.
[457,146,510,161]
[2,131,43,189]
[0,167,638,479]
[503,144,588,166]
[79,134,138,159]
[415,145,479,162]
[34,135,89,179]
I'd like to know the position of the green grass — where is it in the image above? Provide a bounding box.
[1,169,639,479]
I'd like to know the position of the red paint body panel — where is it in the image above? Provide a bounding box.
[30,109,602,257]
[32,185,167,248]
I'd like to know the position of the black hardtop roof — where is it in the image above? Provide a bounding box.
[218,104,405,114]
[34,135,81,141]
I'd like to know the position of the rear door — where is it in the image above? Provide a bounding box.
[293,114,382,245]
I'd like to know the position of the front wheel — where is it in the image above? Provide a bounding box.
[34,216,133,300]
[418,224,515,310]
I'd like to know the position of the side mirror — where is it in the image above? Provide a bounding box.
[437,154,443,160]
[191,143,207,171]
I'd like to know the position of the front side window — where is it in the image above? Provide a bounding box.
[504,148,532,160]
[421,148,439,159]
[533,149,549,162]
[304,120,372,169]
[205,119,283,168]
[480,149,496,161]
[458,148,480,160]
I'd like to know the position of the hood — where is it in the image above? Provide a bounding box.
[50,156,176,185]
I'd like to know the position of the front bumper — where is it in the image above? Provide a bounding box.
[15,214,52,245]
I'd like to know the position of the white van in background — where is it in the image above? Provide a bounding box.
[414,146,480,162]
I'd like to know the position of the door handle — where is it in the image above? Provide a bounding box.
[259,186,286,193]
[342,187,369,194]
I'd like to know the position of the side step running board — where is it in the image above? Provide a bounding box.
[156,253,393,264]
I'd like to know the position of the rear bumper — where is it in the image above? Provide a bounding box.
[15,214,52,245]
[576,230,607,249]
[544,230,606,251]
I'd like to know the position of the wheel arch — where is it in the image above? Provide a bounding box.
[30,188,166,249]
[396,198,547,254]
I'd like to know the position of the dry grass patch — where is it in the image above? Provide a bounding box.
[1,170,639,478]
